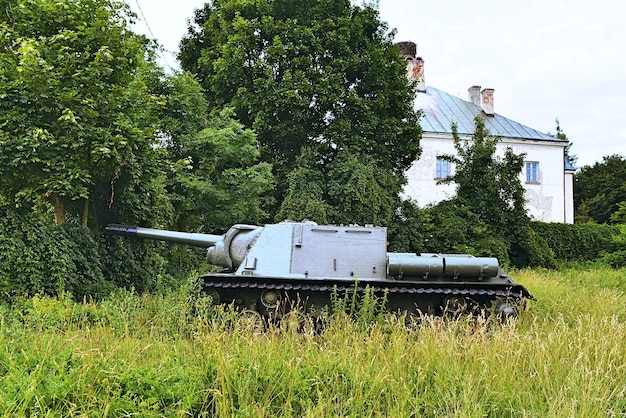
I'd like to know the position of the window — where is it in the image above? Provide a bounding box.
[526,161,539,183]
[436,158,451,179]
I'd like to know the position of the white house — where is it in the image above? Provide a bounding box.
[398,42,575,223]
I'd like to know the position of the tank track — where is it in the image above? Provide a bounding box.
[201,274,531,319]
[202,277,527,299]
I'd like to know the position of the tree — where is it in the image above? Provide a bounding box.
[438,116,532,266]
[574,155,626,224]
[440,116,528,233]
[275,147,329,224]
[165,105,275,233]
[179,0,421,207]
[0,0,162,226]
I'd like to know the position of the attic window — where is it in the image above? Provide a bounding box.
[435,158,451,179]
[526,161,540,183]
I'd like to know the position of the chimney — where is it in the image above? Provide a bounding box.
[481,88,494,115]
[397,41,417,58]
[397,41,426,92]
[468,86,481,106]
[412,57,426,92]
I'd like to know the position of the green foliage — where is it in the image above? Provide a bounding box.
[440,116,528,235]
[574,154,626,224]
[597,224,626,268]
[508,225,557,269]
[156,72,208,141]
[425,200,511,264]
[0,210,113,299]
[386,200,430,253]
[431,116,533,266]
[166,107,275,232]
[610,201,626,224]
[277,148,400,226]
[276,147,330,223]
[0,0,163,225]
[180,0,421,209]
[0,208,198,299]
[94,142,175,232]
[326,151,397,226]
[530,221,622,264]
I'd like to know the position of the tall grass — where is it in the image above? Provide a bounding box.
[0,267,624,417]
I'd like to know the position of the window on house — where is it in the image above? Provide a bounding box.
[526,161,539,183]
[436,158,451,179]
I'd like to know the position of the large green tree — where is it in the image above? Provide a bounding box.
[574,155,626,224]
[179,0,421,208]
[165,106,276,233]
[0,0,162,226]
[153,72,275,233]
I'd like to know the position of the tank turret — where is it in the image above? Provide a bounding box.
[106,221,533,323]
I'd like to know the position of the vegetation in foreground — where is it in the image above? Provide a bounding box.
[1,267,624,417]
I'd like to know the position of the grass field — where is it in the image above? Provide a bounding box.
[1,267,625,417]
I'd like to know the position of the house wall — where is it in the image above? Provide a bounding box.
[403,133,572,223]
[403,133,457,207]
[507,139,567,223]
[564,170,575,223]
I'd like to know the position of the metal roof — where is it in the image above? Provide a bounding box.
[414,86,561,142]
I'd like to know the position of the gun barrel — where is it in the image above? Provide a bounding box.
[106,224,223,248]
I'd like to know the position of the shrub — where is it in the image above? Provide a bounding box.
[0,210,113,299]
[0,209,197,300]
[530,221,621,262]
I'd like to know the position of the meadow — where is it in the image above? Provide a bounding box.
[0,267,624,417]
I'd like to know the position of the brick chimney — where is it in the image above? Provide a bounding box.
[468,86,481,106]
[397,41,425,92]
[481,88,494,115]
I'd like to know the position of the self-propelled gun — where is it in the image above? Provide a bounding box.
[106,221,533,323]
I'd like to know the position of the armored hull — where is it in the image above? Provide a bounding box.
[106,221,533,325]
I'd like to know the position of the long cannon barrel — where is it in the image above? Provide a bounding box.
[106,223,264,271]
[105,224,223,248]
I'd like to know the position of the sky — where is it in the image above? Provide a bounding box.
[127,0,626,168]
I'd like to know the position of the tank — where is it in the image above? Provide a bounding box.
[106,221,534,324]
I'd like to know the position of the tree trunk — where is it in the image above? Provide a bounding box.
[82,198,89,228]
[52,194,66,225]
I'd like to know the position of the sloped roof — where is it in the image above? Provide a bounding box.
[415,86,561,142]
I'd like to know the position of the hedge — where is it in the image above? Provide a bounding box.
[529,221,622,262]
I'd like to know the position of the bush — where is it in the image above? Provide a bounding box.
[0,210,114,299]
[530,221,622,263]
[0,209,199,300]
[507,224,557,269]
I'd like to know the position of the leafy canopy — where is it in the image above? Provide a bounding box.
[439,116,528,234]
[166,106,275,233]
[0,0,162,226]
[179,0,421,207]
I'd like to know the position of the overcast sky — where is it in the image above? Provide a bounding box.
[127,0,626,168]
